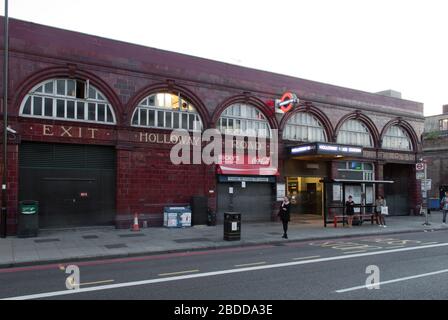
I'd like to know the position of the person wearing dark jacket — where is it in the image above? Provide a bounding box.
[345,195,355,227]
[278,196,291,239]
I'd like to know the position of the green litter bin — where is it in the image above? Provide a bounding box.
[18,200,39,238]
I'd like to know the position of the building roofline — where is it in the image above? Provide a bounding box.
[0,16,424,115]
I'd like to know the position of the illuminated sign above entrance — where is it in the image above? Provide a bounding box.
[317,144,362,154]
[290,142,363,157]
[290,145,316,154]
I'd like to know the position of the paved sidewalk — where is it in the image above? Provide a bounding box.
[0,212,447,268]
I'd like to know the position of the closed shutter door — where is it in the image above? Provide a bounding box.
[217,182,273,223]
[19,142,116,228]
[384,164,411,216]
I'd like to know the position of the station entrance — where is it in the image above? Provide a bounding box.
[286,176,323,216]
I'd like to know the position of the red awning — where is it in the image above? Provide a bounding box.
[216,164,279,176]
[216,154,279,176]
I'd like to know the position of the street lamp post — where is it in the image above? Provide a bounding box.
[1,0,9,238]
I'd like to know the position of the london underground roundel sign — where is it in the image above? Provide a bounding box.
[279,92,298,113]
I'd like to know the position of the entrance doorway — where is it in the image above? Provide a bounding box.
[286,177,323,216]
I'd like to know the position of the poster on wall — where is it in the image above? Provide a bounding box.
[277,183,286,201]
[366,186,374,204]
[332,184,342,201]
[345,185,362,213]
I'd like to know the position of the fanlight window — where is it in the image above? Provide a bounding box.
[283,112,326,142]
[20,79,116,124]
[382,125,412,151]
[131,92,202,131]
[337,119,373,147]
[217,103,271,138]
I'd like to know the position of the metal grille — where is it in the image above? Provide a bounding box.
[19,142,115,170]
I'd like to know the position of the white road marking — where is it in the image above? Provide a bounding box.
[4,242,448,300]
[292,256,321,260]
[343,251,367,254]
[336,268,448,293]
[158,270,199,277]
[234,262,266,267]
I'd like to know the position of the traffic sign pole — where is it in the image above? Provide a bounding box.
[422,161,430,226]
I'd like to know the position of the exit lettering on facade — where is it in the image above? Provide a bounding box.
[42,125,100,139]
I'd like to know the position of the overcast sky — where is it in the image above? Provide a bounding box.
[1,0,447,115]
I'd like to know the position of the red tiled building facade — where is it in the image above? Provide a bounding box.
[0,18,424,235]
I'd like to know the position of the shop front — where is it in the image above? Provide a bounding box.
[216,155,278,223]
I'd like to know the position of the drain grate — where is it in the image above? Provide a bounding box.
[82,235,99,239]
[34,238,60,243]
[105,243,128,249]
[119,233,146,238]
[174,238,213,243]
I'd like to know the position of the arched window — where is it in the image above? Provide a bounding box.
[337,119,373,147]
[382,125,413,151]
[20,79,116,124]
[283,112,326,142]
[217,103,270,138]
[131,92,202,131]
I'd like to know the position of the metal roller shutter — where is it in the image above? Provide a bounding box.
[19,142,116,228]
[217,182,273,223]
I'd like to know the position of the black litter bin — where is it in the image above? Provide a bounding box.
[224,212,241,241]
[18,200,39,238]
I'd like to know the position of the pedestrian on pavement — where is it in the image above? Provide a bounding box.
[345,195,355,227]
[441,192,448,224]
[375,195,387,227]
[278,196,291,239]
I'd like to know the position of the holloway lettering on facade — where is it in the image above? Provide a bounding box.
[139,131,269,151]
[139,132,201,146]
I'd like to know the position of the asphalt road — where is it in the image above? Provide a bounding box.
[1,229,448,300]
